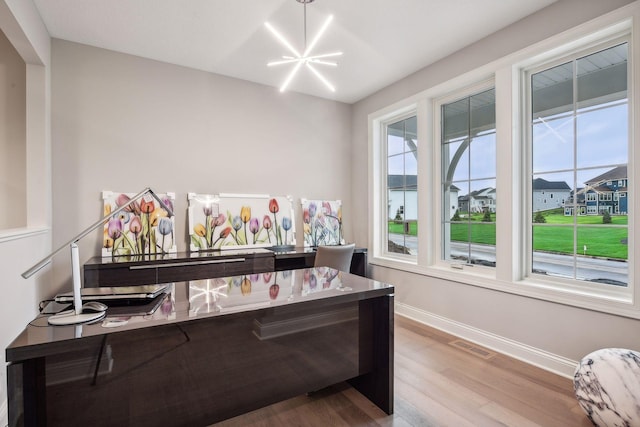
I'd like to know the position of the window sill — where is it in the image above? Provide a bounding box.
[370,256,639,320]
[0,226,49,244]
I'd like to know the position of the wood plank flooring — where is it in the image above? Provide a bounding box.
[211,315,592,426]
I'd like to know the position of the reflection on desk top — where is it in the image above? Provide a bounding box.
[6,268,392,360]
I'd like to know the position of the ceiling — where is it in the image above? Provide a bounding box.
[33,0,557,104]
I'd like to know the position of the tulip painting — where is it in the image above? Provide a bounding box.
[301,199,343,247]
[103,191,176,257]
[189,194,295,251]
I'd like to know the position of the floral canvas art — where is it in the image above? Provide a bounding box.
[301,199,343,247]
[188,193,295,251]
[102,191,177,257]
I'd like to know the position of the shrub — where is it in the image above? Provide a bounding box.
[451,209,461,221]
[533,211,546,223]
[482,210,492,222]
[602,211,612,224]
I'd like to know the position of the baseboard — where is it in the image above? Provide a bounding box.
[0,398,7,427]
[395,302,578,379]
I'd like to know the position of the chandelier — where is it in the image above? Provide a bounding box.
[265,0,342,92]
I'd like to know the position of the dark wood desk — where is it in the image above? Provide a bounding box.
[83,247,368,287]
[7,268,392,427]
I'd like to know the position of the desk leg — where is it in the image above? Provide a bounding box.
[8,358,46,427]
[349,294,394,414]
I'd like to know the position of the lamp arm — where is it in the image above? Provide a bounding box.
[22,187,174,279]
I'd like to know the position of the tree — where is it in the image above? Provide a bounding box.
[394,209,402,221]
[482,210,492,222]
[602,210,612,224]
[533,211,546,223]
[451,209,461,221]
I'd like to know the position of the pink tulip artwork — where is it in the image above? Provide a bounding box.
[102,191,177,258]
[188,193,295,251]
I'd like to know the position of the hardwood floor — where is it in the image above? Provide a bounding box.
[212,315,592,426]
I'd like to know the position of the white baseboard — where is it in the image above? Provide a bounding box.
[0,398,7,427]
[395,302,578,379]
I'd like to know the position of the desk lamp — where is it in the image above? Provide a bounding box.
[22,188,174,326]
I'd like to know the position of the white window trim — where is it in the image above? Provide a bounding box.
[433,79,497,276]
[368,3,640,319]
[521,32,633,305]
[369,101,420,263]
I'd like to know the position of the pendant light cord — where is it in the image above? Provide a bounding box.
[303,1,307,51]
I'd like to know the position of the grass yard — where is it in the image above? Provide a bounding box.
[388,221,418,235]
[533,225,628,259]
[389,210,628,260]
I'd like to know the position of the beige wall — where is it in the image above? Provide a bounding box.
[0,0,51,422]
[0,29,26,229]
[352,0,640,372]
[5,3,640,423]
[50,39,353,291]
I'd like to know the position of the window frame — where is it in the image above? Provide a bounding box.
[368,6,640,318]
[434,80,497,274]
[384,112,419,260]
[522,33,632,304]
[369,101,421,265]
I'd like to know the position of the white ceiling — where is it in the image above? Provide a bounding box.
[33,0,556,104]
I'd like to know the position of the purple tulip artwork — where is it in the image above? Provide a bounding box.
[188,193,295,251]
[102,191,177,257]
[301,199,343,247]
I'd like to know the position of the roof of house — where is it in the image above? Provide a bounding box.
[585,165,627,185]
[532,178,571,191]
[470,187,496,196]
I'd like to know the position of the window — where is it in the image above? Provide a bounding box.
[369,8,638,317]
[529,41,629,287]
[441,88,496,267]
[386,115,417,256]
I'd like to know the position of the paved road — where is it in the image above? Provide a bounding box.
[388,233,627,285]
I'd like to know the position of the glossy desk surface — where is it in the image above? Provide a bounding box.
[7,267,392,362]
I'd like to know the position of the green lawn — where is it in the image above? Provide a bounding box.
[389,211,628,259]
[533,225,627,259]
[388,221,418,235]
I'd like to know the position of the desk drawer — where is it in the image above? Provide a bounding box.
[84,256,275,287]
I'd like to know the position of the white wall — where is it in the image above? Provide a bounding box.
[50,39,353,291]
[0,29,26,229]
[5,3,640,424]
[0,0,50,423]
[352,0,640,375]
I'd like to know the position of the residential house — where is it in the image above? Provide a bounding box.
[458,187,496,213]
[585,165,628,215]
[532,177,571,212]
[387,174,418,221]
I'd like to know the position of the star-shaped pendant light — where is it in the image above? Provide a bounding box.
[265,0,342,93]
